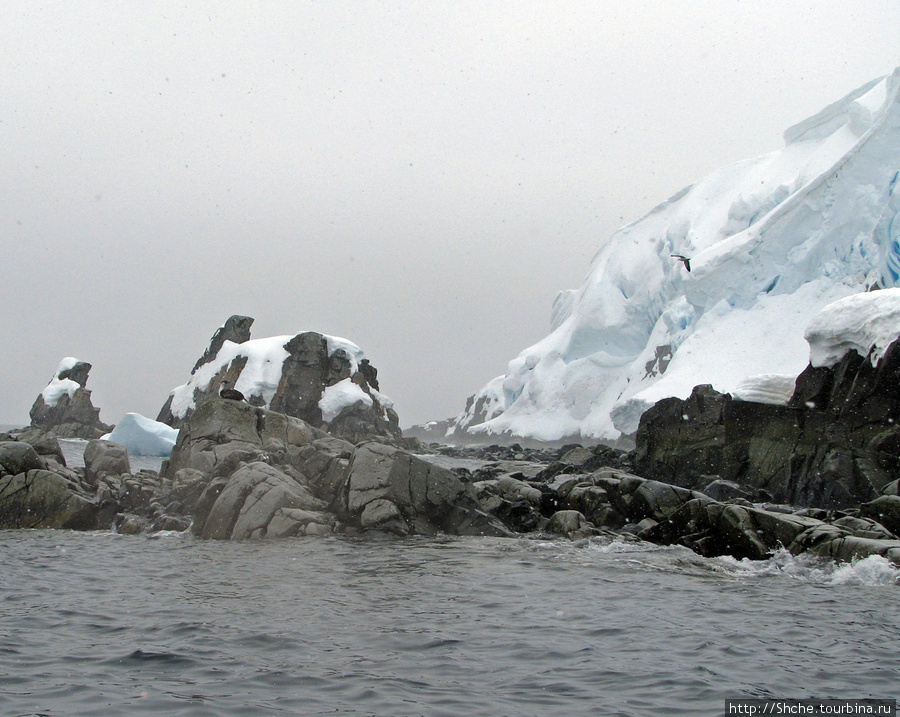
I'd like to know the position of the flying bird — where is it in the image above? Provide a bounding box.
[671,254,691,272]
[219,380,245,402]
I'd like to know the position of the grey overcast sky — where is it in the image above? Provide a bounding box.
[2,1,899,428]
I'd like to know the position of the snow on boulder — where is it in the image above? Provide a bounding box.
[319,378,373,423]
[41,357,82,407]
[805,288,900,368]
[103,413,179,457]
[449,67,900,443]
[157,317,400,443]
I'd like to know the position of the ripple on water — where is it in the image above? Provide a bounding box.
[0,531,897,716]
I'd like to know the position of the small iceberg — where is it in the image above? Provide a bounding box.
[103,413,178,457]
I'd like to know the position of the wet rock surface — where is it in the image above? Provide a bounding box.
[4,399,900,566]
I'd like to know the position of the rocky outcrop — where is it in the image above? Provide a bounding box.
[191,314,254,373]
[157,317,401,444]
[535,465,900,563]
[83,440,131,486]
[24,358,113,440]
[0,441,100,530]
[161,399,508,539]
[634,339,900,509]
[3,412,900,566]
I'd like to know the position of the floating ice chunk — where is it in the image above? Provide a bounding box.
[805,288,900,368]
[103,413,179,456]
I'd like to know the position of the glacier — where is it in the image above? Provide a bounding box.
[451,68,900,443]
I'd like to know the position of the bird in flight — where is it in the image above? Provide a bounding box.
[671,254,691,272]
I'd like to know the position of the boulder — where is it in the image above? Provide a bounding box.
[267,507,334,537]
[342,442,509,536]
[546,510,595,539]
[0,469,97,530]
[0,441,46,475]
[859,495,900,536]
[628,480,698,523]
[83,440,131,486]
[832,515,896,540]
[199,462,327,540]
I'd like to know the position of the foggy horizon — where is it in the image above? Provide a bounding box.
[2,2,899,429]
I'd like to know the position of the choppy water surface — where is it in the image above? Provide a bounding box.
[1,530,898,716]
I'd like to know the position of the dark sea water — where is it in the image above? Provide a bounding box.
[2,530,898,717]
[2,434,899,715]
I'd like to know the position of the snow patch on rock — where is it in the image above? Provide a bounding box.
[319,379,373,423]
[40,357,83,408]
[806,288,900,368]
[731,374,798,406]
[170,335,292,419]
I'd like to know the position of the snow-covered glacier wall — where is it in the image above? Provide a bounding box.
[453,68,900,443]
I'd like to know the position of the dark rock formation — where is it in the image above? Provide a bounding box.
[192,315,254,374]
[3,412,900,566]
[25,359,113,440]
[634,338,900,509]
[0,441,100,530]
[160,399,508,539]
[83,440,131,486]
[158,318,400,444]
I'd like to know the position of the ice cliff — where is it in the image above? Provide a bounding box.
[452,68,900,443]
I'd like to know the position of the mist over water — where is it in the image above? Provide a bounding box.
[2,530,897,716]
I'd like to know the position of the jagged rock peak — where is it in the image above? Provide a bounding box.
[27,357,113,439]
[192,315,254,374]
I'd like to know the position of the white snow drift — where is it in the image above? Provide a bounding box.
[452,68,900,442]
[806,288,900,368]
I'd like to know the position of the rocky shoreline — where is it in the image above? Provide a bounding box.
[4,312,900,567]
[3,399,900,566]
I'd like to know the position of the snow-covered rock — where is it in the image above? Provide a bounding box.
[41,357,82,407]
[805,288,900,368]
[157,317,400,443]
[452,67,900,443]
[27,357,113,440]
[319,379,373,423]
[103,413,178,457]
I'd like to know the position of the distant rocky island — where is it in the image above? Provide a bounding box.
[3,302,900,567]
